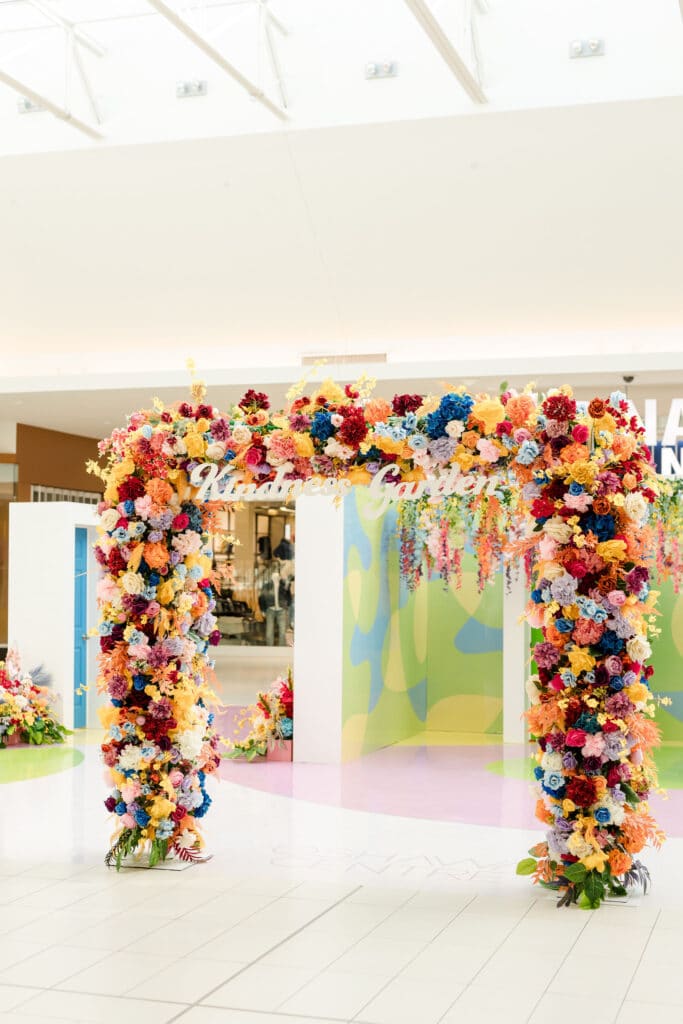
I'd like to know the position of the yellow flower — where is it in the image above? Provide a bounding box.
[417,395,440,416]
[567,647,595,675]
[567,461,597,487]
[453,448,475,472]
[470,397,505,434]
[98,704,120,729]
[582,850,609,872]
[562,799,576,815]
[293,433,314,458]
[111,458,135,482]
[596,539,627,563]
[185,433,206,459]
[157,580,175,605]
[345,466,373,485]
[626,682,650,705]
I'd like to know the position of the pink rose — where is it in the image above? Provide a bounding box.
[538,535,558,561]
[121,813,136,829]
[572,424,589,443]
[605,655,623,676]
[565,728,588,747]
[582,733,605,758]
[476,438,501,463]
[514,428,532,444]
[170,770,183,787]
[608,590,626,607]
[245,446,264,469]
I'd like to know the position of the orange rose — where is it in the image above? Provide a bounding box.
[559,442,589,464]
[623,473,637,491]
[588,398,606,418]
[146,478,174,504]
[613,434,636,459]
[535,799,553,825]
[363,399,392,425]
[593,497,611,515]
[608,849,632,876]
[506,394,536,428]
[143,542,169,570]
[461,430,479,450]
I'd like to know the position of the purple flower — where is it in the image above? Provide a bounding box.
[534,641,561,669]
[605,692,634,717]
[626,566,649,595]
[603,733,627,760]
[550,574,579,605]
[428,437,456,464]
[289,414,311,431]
[562,751,578,770]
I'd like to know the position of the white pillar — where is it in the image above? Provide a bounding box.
[292,495,345,762]
[503,570,528,744]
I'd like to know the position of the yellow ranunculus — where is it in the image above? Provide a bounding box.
[195,417,210,433]
[157,580,175,605]
[185,433,206,458]
[150,796,176,821]
[99,704,120,729]
[293,433,314,458]
[596,540,627,563]
[345,466,373,486]
[417,395,440,416]
[626,682,650,705]
[111,458,135,482]
[567,647,595,675]
[454,449,475,472]
[471,397,505,435]
[567,461,597,487]
[582,850,609,872]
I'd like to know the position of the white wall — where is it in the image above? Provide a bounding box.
[8,502,98,730]
[292,495,345,763]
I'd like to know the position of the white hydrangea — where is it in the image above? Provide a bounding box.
[176,727,204,761]
[624,492,648,524]
[117,744,143,771]
[541,751,563,772]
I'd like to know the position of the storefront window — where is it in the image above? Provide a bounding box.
[210,501,295,647]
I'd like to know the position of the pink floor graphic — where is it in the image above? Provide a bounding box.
[217,710,681,837]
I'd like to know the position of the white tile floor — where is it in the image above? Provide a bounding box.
[0,742,682,1023]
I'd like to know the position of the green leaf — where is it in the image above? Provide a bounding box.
[499,380,509,394]
[562,862,587,883]
[620,782,640,807]
[516,858,537,876]
[583,871,605,908]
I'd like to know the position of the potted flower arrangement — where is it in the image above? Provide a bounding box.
[229,668,293,761]
[0,650,69,748]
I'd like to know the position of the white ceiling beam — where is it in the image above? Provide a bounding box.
[147,0,288,121]
[0,66,103,139]
[27,0,106,58]
[402,0,487,104]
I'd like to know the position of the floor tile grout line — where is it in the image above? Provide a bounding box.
[613,907,661,1021]
[433,897,538,1023]
[271,885,421,1014]
[521,906,594,1023]
[348,892,480,1023]
[164,884,366,1023]
[4,876,308,1004]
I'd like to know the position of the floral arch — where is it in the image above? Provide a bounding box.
[94,380,664,906]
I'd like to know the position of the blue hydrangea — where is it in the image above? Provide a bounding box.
[425,393,474,438]
[134,807,150,827]
[156,818,175,840]
[582,511,616,541]
[555,618,574,633]
[280,717,293,739]
[310,410,334,442]
[516,440,541,466]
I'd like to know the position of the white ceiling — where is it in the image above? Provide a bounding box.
[0,0,680,155]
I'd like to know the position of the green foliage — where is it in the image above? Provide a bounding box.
[105,827,143,871]
[562,862,587,884]
[515,858,537,876]
[582,871,606,909]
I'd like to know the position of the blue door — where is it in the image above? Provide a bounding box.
[73,528,88,729]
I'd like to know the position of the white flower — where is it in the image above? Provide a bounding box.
[543,516,573,545]
[566,831,593,859]
[330,414,344,428]
[624,492,648,524]
[541,751,563,772]
[100,509,119,532]
[206,442,226,461]
[174,437,188,455]
[176,829,197,850]
[525,675,541,706]
[626,636,651,663]
[121,572,145,595]
[324,438,355,461]
[445,419,465,439]
[176,727,203,761]
[232,424,252,445]
[117,744,143,771]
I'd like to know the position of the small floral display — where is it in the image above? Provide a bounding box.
[229,669,294,760]
[0,651,68,747]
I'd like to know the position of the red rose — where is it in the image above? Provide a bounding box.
[572,424,589,443]
[391,393,422,416]
[239,389,270,412]
[602,720,620,733]
[345,384,360,399]
[565,728,588,747]
[566,776,597,807]
[531,497,556,519]
[178,402,194,418]
[339,407,368,447]
[108,549,127,575]
[171,806,186,823]
[543,395,577,421]
[118,477,146,501]
[496,420,513,436]
[172,513,190,531]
